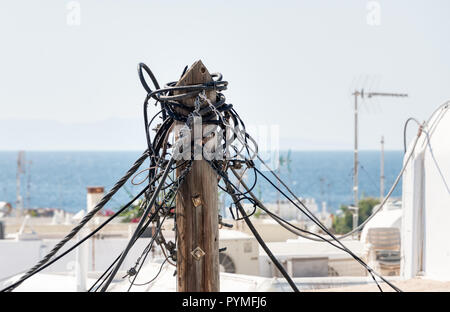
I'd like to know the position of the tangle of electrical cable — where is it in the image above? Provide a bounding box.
[2,61,409,293]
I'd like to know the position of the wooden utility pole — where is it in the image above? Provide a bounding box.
[175,60,219,292]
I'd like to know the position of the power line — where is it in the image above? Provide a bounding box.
[2,62,411,293]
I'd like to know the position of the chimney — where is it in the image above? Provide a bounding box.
[75,186,105,291]
[86,186,104,275]
[87,186,104,213]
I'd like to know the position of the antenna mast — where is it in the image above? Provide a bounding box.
[380,135,385,200]
[351,89,407,223]
[16,151,25,216]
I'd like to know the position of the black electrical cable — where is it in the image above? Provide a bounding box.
[253,166,400,292]
[127,212,170,292]
[139,64,289,293]
[89,253,122,292]
[96,154,191,289]
[230,168,347,252]
[3,61,405,294]
[226,165,382,290]
[100,157,177,292]
[224,179,299,292]
[226,164,387,291]
[3,106,178,292]
[130,259,168,287]
[88,203,168,292]
[128,191,178,291]
[4,62,227,292]
[2,183,152,292]
[1,150,153,292]
[225,165,385,291]
[210,101,397,292]
[124,62,401,293]
[98,204,163,292]
[207,160,299,292]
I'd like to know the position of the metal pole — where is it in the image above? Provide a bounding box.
[353,91,359,208]
[352,210,358,231]
[26,160,32,209]
[349,89,406,231]
[380,135,385,200]
[16,151,25,217]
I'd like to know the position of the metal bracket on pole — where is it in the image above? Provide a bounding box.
[191,247,205,261]
[191,194,203,208]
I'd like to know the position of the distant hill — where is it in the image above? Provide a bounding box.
[0,118,357,151]
[0,118,148,150]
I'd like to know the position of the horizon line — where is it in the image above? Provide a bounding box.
[0,149,404,152]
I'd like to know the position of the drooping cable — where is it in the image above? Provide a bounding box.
[100,157,177,292]
[1,182,156,292]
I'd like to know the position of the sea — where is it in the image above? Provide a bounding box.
[0,151,403,214]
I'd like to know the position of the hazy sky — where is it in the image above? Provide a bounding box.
[0,1,449,150]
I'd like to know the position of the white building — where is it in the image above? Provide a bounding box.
[401,102,450,280]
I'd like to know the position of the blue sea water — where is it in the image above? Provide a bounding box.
[0,151,403,214]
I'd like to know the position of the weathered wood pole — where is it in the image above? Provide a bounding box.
[175,60,219,292]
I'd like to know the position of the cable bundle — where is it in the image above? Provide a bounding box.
[1,61,404,293]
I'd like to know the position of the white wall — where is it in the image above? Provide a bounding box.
[401,103,450,280]
[0,238,152,281]
[401,149,425,278]
[0,233,260,282]
[421,107,450,280]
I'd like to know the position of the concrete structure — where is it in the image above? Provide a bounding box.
[232,218,301,242]
[0,237,154,283]
[236,200,332,243]
[0,227,259,282]
[2,264,277,292]
[218,229,259,275]
[259,238,367,278]
[401,102,450,280]
[360,200,402,244]
[74,210,88,292]
[242,198,332,226]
